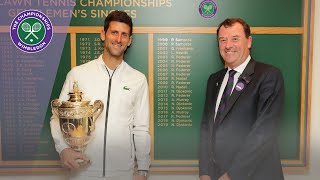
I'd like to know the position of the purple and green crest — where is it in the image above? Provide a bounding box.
[199,0,218,18]
[10,10,53,53]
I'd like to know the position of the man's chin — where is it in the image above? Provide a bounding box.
[110,51,125,58]
[223,58,235,63]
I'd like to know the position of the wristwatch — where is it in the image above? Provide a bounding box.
[137,170,149,177]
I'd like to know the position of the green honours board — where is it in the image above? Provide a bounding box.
[76,34,103,65]
[153,34,220,160]
[0,0,313,174]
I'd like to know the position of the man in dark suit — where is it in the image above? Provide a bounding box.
[199,18,285,180]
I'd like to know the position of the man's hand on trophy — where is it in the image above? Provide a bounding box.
[134,175,148,180]
[60,148,89,169]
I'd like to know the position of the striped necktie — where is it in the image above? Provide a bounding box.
[215,69,236,124]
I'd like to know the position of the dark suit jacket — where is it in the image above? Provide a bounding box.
[199,59,284,180]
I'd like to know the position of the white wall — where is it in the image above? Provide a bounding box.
[0,1,319,179]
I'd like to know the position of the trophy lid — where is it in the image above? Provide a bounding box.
[60,82,90,108]
[68,82,83,102]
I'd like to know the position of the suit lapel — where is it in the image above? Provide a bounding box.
[215,59,256,126]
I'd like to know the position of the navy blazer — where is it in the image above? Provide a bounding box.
[199,59,284,180]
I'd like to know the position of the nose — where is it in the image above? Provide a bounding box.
[115,34,121,42]
[225,39,233,49]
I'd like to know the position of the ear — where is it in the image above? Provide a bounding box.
[100,29,105,41]
[247,36,252,49]
[128,36,133,46]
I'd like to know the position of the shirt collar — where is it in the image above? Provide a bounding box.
[227,55,251,74]
[97,54,124,72]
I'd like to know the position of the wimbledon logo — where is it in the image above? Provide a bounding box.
[199,0,218,18]
[10,10,53,53]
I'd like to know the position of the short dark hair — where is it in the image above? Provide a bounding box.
[217,18,251,38]
[104,11,133,35]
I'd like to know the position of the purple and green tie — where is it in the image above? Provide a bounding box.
[215,69,236,124]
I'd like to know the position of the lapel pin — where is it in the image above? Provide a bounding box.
[235,82,244,91]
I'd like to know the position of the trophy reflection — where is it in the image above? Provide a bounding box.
[51,82,104,165]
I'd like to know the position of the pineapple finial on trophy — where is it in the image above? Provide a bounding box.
[68,81,83,102]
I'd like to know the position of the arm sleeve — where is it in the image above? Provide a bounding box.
[227,68,285,178]
[199,77,213,176]
[132,76,151,170]
[199,116,210,176]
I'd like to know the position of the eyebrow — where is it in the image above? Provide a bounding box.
[219,35,241,39]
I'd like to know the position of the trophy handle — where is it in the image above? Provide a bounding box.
[89,100,104,132]
[92,100,104,121]
[51,99,61,117]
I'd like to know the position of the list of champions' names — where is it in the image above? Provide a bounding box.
[0,35,45,160]
[77,34,102,65]
[155,36,194,128]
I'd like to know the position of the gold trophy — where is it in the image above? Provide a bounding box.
[51,82,104,165]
